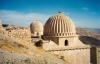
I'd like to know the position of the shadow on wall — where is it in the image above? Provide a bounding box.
[35,40,43,47]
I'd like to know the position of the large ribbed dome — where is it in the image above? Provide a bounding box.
[30,21,43,36]
[44,12,76,37]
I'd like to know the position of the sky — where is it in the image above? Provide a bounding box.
[0,0,100,28]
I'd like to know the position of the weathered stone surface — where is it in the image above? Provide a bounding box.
[43,12,91,64]
[3,24,31,43]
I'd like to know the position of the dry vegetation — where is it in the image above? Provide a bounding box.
[0,25,68,64]
[0,25,100,64]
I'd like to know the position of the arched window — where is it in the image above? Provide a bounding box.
[65,40,68,46]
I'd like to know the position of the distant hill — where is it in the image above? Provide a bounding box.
[85,28,100,34]
[76,28,100,47]
[76,28,100,40]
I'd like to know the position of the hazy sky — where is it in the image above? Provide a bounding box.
[0,0,100,28]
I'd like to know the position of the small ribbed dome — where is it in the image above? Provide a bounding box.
[30,21,43,36]
[44,12,76,37]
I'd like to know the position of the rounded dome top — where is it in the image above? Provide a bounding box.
[30,21,43,34]
[44,12,76,37]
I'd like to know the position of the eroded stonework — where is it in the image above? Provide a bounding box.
[3,24,31,43]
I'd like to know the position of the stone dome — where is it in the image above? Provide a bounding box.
[30,21,43,36]
[44,12,76,37]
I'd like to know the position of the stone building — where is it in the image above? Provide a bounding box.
[30,21,43,37]
[0,12,97,64]
[42,12,91,64]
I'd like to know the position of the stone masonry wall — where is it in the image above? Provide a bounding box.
[48,48,90,64]
[3,24,31,43]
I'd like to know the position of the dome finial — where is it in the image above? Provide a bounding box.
[58,11,62,13]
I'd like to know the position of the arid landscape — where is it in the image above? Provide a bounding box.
[0,24,68,64]
[0,0,99,64]
[0,24,100,64]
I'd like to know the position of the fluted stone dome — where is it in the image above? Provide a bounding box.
[44,12,76,37]
[30,21,43,36]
